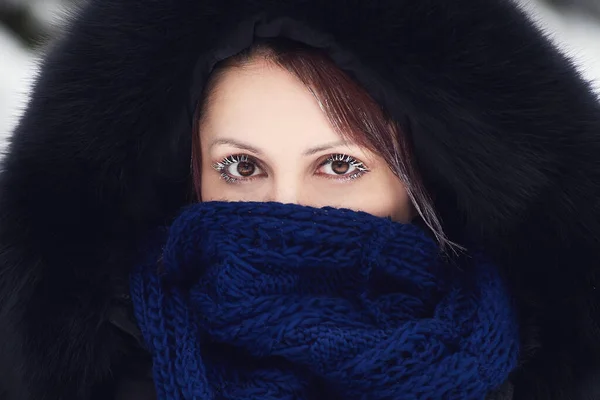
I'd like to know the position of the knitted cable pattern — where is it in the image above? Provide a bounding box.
[131,201,519,400]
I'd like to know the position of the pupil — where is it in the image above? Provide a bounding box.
[237,162,255,177]
[332,161,349,174]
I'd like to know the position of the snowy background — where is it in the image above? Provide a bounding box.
[1,0,600,154]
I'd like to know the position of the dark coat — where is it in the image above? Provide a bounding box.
[1,0,600,399]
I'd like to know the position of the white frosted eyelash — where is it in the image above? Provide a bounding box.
[212,154,249,171]
[219,172,237,183]
[328,154,369,172]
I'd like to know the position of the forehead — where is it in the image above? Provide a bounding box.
[201,60,342,148]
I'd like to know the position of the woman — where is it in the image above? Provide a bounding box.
[0,0,599,399]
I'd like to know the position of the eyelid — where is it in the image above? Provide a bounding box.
[213,153,266,171]
[319,153,370,170]
[212,154,248,171]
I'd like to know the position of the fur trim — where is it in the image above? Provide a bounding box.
[1,0,599,398]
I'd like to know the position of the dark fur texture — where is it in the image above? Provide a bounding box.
[1,0,599,398]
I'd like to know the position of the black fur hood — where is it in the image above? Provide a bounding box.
[1,0,600,399]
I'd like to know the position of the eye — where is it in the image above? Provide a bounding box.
[317,154,369,181]
[212,154,263,183]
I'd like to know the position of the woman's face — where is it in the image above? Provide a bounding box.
[199,59,413,222]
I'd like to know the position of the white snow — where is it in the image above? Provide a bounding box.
[0,26,38,153]
[516,0,600,95]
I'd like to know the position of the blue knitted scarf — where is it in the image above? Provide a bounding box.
[131,201,519,399]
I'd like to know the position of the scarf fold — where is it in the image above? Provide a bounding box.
[131,201,519,400]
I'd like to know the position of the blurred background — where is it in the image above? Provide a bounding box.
[1,0,600,153]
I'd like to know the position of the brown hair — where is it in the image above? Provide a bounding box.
[191,40,450,249]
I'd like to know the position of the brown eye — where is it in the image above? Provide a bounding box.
[331,161,350,175]
[237,161,255,177]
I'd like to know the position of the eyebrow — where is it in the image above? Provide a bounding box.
[209,138,350,156]
[209,138,263,155]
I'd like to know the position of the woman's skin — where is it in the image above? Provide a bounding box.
[199,58,413,222]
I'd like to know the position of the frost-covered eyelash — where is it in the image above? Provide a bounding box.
[219,172,238,183]
[212,154,249,171]
[326,154,370,172]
